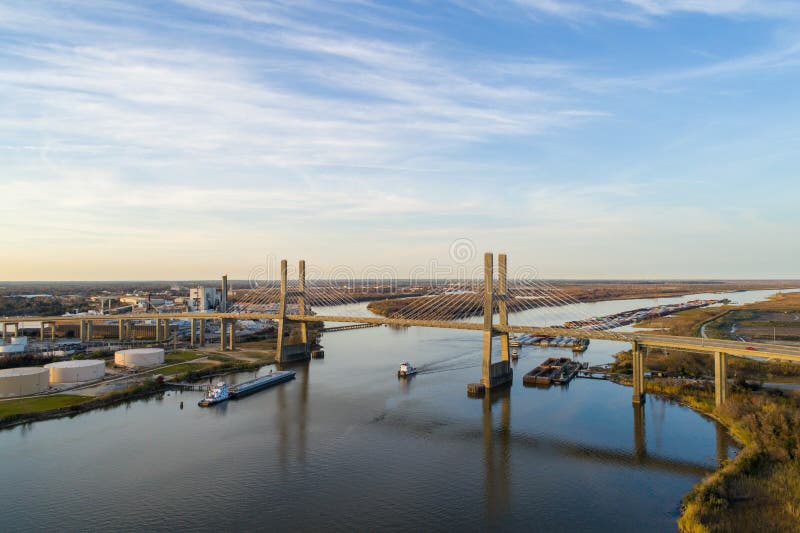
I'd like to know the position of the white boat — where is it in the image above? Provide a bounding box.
[198,382,229,406]
[397,361,417,377]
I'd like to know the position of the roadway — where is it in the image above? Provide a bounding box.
[5,312,800,363]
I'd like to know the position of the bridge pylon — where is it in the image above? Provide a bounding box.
[479,252,513,390]
[275,259,311,363]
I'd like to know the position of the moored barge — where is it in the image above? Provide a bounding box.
[523,358,583,386]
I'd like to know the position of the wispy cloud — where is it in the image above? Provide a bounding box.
[1,0,798,279]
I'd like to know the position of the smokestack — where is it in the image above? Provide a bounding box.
[221,275,228,312]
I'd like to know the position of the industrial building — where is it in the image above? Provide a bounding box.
[119,296,167,307]
[188,286,220,311]
[0,336,28,354]
[0,367,50,398]
[114,348,165,368]
[45,360,105,383]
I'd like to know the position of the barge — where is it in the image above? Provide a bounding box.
[523,357,584,386]
[198,370,295,406]
[229,370,296,398]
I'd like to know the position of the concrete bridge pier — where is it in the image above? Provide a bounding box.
[480,253,513,390]
[228,320,236,351]
[118,319,124,342]
[79,320,87,343]
[297,260,309,352]
[199,319,206,346]
[220,318,228,351]
[714,352,728,407]
[632,342,645,404]
[190,319,197,347]
[275,259,311,363]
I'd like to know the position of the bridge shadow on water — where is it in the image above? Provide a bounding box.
[478,387,733,526]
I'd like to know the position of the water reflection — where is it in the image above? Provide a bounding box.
[274,361,310,470]
[633,402,646,460]
[483,388,511,525]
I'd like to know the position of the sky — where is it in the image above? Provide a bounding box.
[1,0,800,281]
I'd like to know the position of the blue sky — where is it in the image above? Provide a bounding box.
[1,1,799,280]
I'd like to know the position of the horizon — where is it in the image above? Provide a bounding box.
[3,277,800,284]
[2,1,800,279]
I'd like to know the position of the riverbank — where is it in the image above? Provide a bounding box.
[610,352,800,532]
[0,345,277,430]
[0,380,164,430]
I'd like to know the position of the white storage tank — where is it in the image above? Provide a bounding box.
[114,348,165,369]
[0,367,50,398]
[44,360,106,383]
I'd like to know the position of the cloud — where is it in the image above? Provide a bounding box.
[463,0,800,23]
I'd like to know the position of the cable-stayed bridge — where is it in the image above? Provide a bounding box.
[4,253,800,406]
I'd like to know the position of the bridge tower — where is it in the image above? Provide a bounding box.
[480,252,513,390]
[275,259,311,363]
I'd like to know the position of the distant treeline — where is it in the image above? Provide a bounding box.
[0,296,66,318]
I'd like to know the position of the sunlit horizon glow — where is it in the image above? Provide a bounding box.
[1,1,799,281]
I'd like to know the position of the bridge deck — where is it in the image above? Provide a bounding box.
[5,312,800,362]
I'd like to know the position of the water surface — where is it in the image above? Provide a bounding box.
[5,289,785,532]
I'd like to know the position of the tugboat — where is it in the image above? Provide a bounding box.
[397,361,417,378]
[198,382,229,406]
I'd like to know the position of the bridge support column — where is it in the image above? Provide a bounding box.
[298,260,309,351]
[118,320,124,342]
[228,320,236,351]
[480,253,512,390]
[220,318,227,351]
[190,319,197,347]
[40,322,46,341]
[714,352,728,407]
[199,319,206,346]
[80,320,87,343]
[155,319,162,342]
[497,254,511,363]
[87,321,94,342]
[632,342,645,404]
[50,322,56,341]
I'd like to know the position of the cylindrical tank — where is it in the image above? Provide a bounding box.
[114,348,165,368]
[0,367,50,398]
[44,360,106,383]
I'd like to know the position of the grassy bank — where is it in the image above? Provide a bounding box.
[679,391,800,532]
[0,380,163,429]
[611,350,800,531]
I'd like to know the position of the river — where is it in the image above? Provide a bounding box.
[1,288,791,532]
